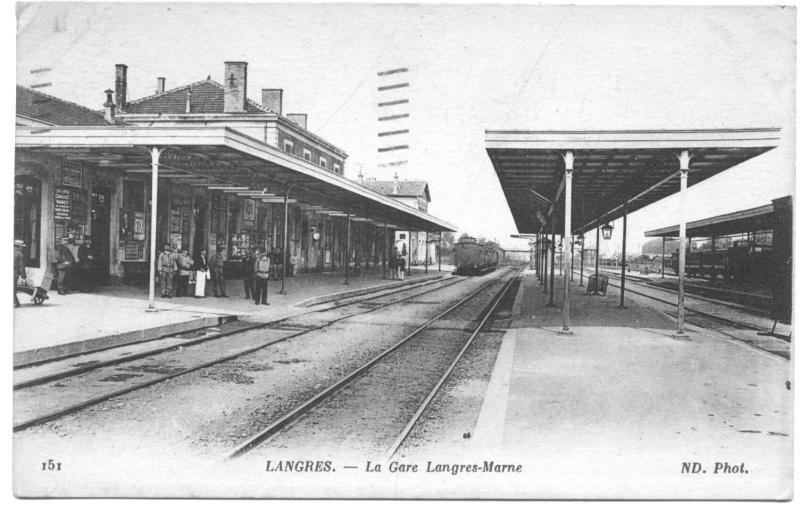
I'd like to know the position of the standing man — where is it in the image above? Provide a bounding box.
[242,248,256,299]
[209,247,228,298]
[175,249,194,297]
[157,243,177,298]
[253,249,271,305]
[193,248,208,298]
[389,246,397,280]
[55,237,75,295]
[77,238,94,292]
[14,240,26,307]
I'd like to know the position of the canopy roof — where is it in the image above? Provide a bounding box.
[644,199,784,239]
[16,125,456,232]
[485,128,780,235]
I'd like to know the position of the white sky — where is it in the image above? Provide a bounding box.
[14,3,796,254]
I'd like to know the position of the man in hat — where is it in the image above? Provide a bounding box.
[14,240,26,307]
[77,238,95,292]
[55,237,75,295]
[208,247,228,297]
[157,243,178,298]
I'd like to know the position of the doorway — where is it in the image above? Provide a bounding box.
[91,188,111,285]
[14,176,41,267]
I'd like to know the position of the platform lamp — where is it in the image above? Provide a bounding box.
[601,223,614,240]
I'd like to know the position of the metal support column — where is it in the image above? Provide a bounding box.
[424,232,428,274]
[548,223,556,306]
[542,232,548,292]
[619,202,628,308]
[344,212,351,285]
[438,232,442,272]
[579,241,585,287]
[711,234,717,281]
[280,185,291,294]
[383,221,388,279]
[661,237,666,278]
[570,241,575,281]
[592,218,600,294]
[561,151,574,332]
[675,150,690,337]
[146,147,163,312]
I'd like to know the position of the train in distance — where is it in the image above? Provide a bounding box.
[454,236,501,275]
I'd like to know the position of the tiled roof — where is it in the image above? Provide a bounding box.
[361,180,430,200]
[16,85,111,126]
[124,78,272,115]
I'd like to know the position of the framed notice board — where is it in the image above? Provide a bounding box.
[61,161,83,188]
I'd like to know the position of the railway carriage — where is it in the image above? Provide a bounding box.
[454,237,499,275]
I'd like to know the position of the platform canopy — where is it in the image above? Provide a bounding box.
[16,125,456,232]
[485,128,780,235]
[644,199,784,239]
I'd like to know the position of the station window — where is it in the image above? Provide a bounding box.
[283,139,294,153]
[333,163,341,174]
[319,156,327,169]
[303,148,311,161]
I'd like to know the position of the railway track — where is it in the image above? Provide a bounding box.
[574,269,790,360]
[14,275,455,390]
[13,275,470,432]
[226,267,520,460]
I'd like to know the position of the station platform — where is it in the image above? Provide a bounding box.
[471,269,791,498]
[13,266,451,366]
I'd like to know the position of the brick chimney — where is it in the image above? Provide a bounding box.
[393,172,399,194]
[156,77,166,94]
[115,64,127,112]
[223,61,248,113]
[262,89,283,115]
[287,113,307,130]
[103,89,115,123]
[186,88,192,113]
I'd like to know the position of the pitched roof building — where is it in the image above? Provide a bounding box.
[16,85,112,127]
[359,174,431,212]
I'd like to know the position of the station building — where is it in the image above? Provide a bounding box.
[15,61,455,289]
[358,173,438,266]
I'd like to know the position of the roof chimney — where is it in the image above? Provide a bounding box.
[186,88,192,113]
[262,89,283,115]
[358,169,364,185]
[156,77,166,94]
[393,172,399,194]
[103,89,116,123]
[223,61,248,113]
[287,113,307,130]
[115,64,127,112]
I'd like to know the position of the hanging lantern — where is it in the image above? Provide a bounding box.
[575,234,585,246]
[601,223,614,240]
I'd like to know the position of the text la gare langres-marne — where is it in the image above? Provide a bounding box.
[372,460,524,475]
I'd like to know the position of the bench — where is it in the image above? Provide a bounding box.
[586,274,609,295]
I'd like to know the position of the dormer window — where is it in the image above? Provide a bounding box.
[303,148,311,161]
[319,156,327,169]
[283,139,294,153]
[333,163,341,174]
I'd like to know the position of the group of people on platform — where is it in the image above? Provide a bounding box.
[54,237,97,295]
[156,245,294,305]
[387,246,408,281]
[15,238,414,308]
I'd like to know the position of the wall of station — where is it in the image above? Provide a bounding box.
[15,153,399,286]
